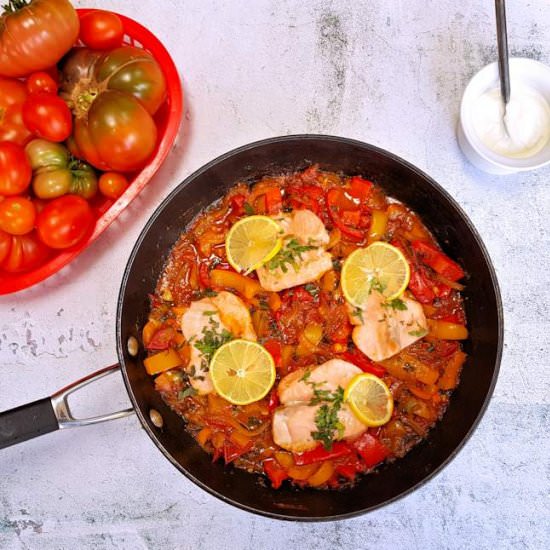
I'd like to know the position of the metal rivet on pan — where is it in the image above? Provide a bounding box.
[127,336,139,357]
[149,409,163,429]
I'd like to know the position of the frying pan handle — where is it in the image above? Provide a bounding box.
[0,364,134,450]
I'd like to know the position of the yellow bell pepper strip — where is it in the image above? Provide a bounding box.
[144,348,182,375]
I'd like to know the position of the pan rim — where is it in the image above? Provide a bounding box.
[116,134,504,521]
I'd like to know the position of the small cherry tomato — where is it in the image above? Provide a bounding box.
[79,10,124,50]
[1,231,51,273]
[98,172,129,199]
[36,195,94,249]
[0,142,32,195]
[0,197,36,235]
[26,72,58,95]
[0,229,11,263]
[22,93,72,142]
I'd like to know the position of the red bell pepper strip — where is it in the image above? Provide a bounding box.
[353,432,390,468]
[263,188,283,214]
[391,240,435,304]
[230,194,246,215]
[263,339,282,368]
[407,267,436,304]
[334,454,367,480]
[146,327,177,351]
[341,350,385,377]
[263,458,288,489]
[326,188,364,241]
[293,441,353,466]
[348,176,374,202]
[199,262,211,288]
[284,287,314,303]
[224,440,253,464]
[411,241,465,282]
[341,209,361,226]
[286,184,324,215]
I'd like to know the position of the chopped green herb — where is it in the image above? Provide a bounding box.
[304,283,319,298]
[300,373,346,450]
[300,369,312,383]
[194,317,233,362]
[266,238,316,273]
[369,277,387,295]
[202,310,218,316]
[384,297,408,311]
[351,307,364,323]
[311,386,345,450]
[243,202,255,215]
[332,258,342,272]
[178,386,198,399]
[258,298,270,310]
[408,328,428,338]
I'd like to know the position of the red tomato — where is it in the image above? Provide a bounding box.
[36,195,94,249]
[0,229,11,263]
[0,0,79,78]
[79,10,124,50]
[1,231,51,273]
[98,172,129,199]
[26,72,58,95]
[22,93,72,143]
[0,142,32,195]
[0,197,36,235]
[0,77,32,146]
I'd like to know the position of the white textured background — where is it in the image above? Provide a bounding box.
[1,1,549,549]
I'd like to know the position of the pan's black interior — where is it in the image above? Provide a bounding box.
[117,135,502,520]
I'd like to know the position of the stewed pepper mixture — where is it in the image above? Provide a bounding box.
[142,166,467,489]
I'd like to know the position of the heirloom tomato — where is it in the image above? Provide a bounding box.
[1,231,51,272]
[26,139,97,200]
[0,0,79,78]
[60,46,166,172]
[0,142,32,195]
[0,77,32,145]
[36,195,94,249]
[22,93,72,143]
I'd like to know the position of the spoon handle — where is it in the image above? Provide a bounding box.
[495,0,511,104]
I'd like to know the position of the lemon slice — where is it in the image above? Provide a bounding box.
[344,373,393,427]
[341,242,410,307]
[209,339,276,405]
[225,215,283,274]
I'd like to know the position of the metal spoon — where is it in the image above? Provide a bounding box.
[495,0,511,134]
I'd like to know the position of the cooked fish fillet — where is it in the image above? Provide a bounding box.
[180,291,256,394]
[277,359,362,405]
[257,209,332,292]
[272,403,366,452]
[351,292,428,362]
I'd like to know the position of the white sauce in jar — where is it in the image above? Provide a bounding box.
[471,84,550,158]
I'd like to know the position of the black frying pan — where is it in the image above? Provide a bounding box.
[0,135,503,521]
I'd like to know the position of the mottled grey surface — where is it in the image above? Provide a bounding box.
[1,1,549,549]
